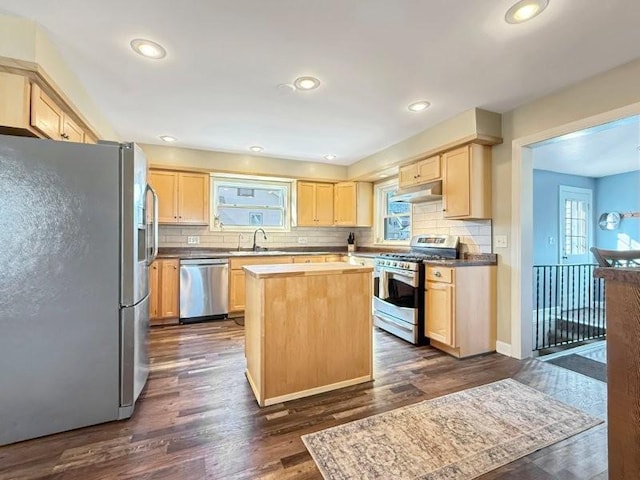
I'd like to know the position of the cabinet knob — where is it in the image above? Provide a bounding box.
[434,271,442,277]
[173,266,177,269]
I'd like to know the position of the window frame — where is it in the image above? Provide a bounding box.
[210,174,292,232]
[374,178,412,246]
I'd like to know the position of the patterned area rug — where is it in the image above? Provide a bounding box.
[302,379,603,480]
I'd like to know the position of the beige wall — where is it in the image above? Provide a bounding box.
[0,13,118,141]
[141,143,348,181]
[493,57,640,345]
[347,108,502,180]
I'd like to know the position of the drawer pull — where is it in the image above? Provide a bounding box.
[434,271,442,277]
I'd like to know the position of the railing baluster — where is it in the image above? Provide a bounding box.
[535,266,540,350]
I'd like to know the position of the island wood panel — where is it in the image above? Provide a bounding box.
[244,265,372,406]
[244,273,263,397]
[604,279,640,479]
[264,272,372,401]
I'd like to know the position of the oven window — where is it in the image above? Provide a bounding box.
[374,277,419,309]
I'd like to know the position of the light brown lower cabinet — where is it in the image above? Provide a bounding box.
[150,259,180,326]
[424,265,496,357]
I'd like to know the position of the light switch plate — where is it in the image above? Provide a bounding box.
[187,236,200,245]
[494,234,508,248]
[298,237,308,244]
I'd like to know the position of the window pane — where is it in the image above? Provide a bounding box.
[385,191,410,215]
[218,206,283,227]
[218,185,284,207]
[384,215,410,241]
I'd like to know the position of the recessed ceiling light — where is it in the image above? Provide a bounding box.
[130,38,167,59]
[159,135,177,142]
[505,0,549,24]
[323,154,336,161]
[378,173,389,178]
[249,146,264,153]
[293,76,321,91]
[408,101,431,112]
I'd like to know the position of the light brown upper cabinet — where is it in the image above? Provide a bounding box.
[334,181,373,227]
[442,144,491,219]
[398,155,441,189]
[149,169,210,225]
[0,71,99,143]
[31,83,86,143]
[30,83,64,140]
[297,182,334,226]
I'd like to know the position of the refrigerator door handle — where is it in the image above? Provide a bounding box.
[146,184,159,265]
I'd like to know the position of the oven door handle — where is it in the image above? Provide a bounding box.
[374,310,414,332]
[379,268,418,287]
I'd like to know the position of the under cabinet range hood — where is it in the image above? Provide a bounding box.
[389,181,442,203]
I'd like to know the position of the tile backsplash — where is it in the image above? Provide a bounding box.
[159,225,371,249]
[159,201,491,253]
[409,201,492,254]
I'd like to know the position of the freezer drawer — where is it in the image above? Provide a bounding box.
[180,259,229,320]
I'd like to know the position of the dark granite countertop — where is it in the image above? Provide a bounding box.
[157,247,396,260]
[423,253,498,267]
[594,267,640,287]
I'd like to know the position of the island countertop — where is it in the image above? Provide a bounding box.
[243,262,373,279]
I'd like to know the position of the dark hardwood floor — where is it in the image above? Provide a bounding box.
[0,321,607,480]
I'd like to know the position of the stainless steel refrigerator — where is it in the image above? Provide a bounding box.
[0,134,158,446]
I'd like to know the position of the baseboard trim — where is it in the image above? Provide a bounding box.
[496,341,512,357]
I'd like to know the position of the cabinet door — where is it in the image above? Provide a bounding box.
[30,83,63,140]
[443,146,470,218]
[62,115,85,143]
[417,156,441,184]
[149,262,160,319]
[315,183,335,226]
[399,163,419,188]
[160,260,180,318]
[229,269,246,312]
[425,283,455,346]
[334,182,356,226]
[149,170,179,223]
[178,173,209,224]
[297,182,317,226]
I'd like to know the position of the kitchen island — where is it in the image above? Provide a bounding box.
[244,262,373,406]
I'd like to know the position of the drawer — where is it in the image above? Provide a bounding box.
[293,255,327,264]
[425,266,454,284]
[229,256,293,269]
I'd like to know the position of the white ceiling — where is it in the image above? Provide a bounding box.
[532,115,640,177]
[2,0,640,165]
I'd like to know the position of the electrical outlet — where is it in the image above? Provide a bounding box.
[494,235,508,248]
[187,236,200,245]
[297,237,308,245]
[548,236,555,246]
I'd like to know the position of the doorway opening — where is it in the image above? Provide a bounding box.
[510,106,640,361]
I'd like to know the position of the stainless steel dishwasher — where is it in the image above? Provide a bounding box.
[180,258,229,322]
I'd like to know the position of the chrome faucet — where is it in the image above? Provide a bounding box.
[252,228,267,251]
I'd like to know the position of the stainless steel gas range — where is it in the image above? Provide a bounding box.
[373,234,460,344]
